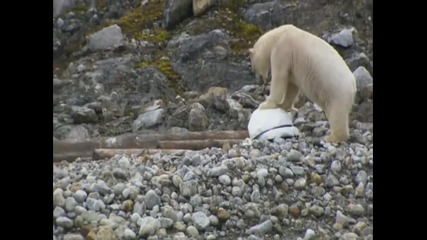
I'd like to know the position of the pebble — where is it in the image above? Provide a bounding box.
[186,226,199,237]
[294,178,307,190]
[144,190,161,210]
[192,211,210,230]
[219,174,231,185]
[53,207,66,218]
[138,217,160,237]
[56,216,73,229]
[279,166,294,178]
[123,228,136,239]
[247,220,273,235]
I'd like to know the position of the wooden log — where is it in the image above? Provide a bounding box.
[53,139,100,162]
[98,130,249,148]
[53,130,249,162]
[92,148,193,160]
[158,139,243,150]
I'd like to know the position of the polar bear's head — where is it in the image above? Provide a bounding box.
[249,48,270,85]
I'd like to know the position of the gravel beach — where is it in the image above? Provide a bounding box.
[53,121,373,240]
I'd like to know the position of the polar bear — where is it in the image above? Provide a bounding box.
[249,24,356,143]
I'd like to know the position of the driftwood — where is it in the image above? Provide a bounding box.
[53,130,249,162]
[92,149,194,160]
[158,139,242,150]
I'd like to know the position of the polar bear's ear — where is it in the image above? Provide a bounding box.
[249,48,254,56]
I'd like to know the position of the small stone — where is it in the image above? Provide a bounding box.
[288,203,302,218]
[209,215,219,226]
[74,215,84,228]
[279,166,294,178]
[56,216,73,229]
[309,205,324,217]
[352,222,367,235]
[96,225,118,240]
[270,204,288,218]
[179,180,198,197]
[346,203,365,217]
[144,190,161,210]
[304,228,316,240]
[247,220,273,235]
[333,223,343,231]
[331,160,342,172]
[73,190,87,203]
[251,189,260,202]
[294,178,307,190]
[65,197,78,212]
[192,211,210,230]
[53,207,66,218]
[356,171,368,185]
[138,217,160,237]
[355,182,365,198]
[113,183,126,195]
[336,210,350,226]
[206,235,217,240]
[290,166,304,176]
[186,225,199,237]
[257,168,268,178]
[53,188,66,207]
[63,233,84,240]
[159,217,174,229]
[288,150,302,161]
[113,168,128,180]
[123,228,136,239]
[217,208,231,221]
[232,186,242,197]
[339,232,360,240]
[207,166,228,177]
[326,174,340,187]
[172,175,183,187]
[310,172,322,185]
[219,175,231,185]
[173,221,186,231]
[122,200,134,212]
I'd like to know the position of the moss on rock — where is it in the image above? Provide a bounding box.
[116,0,165,41]
[182,0,263,54]
[137,57,185,96]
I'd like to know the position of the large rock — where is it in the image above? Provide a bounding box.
[198,87,229,113]
[328,28,354,48]
[193,0,211,16]
[87,25,124,52]
[168,30,255,92]
[134,67,178,106]
[345,52,373,76]
[132,108,165,132]
[164,0,193,30]
[353,66,373,91]
[188,103,208,131]
[53,0,76,18]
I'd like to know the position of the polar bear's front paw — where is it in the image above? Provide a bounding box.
[324,134,338,143]
[259,101,279,110]
[287,106,299,113]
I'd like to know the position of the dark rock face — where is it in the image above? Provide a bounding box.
[164,0,193,30]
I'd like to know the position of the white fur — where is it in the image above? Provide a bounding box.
[250,25,357,142]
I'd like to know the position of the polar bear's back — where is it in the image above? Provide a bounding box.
[274,26,356,109]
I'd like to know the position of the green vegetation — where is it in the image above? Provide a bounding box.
[116,0,167,42]
[185,0,263,54]
[137,58,185,96]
